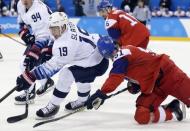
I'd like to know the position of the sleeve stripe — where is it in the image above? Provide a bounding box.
[32,64,60,80]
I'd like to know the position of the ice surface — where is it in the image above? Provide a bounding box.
[0,37,189,131]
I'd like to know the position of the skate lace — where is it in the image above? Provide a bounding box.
[70,100,84,108]
[41,103,56,114]
[19,93,27,98]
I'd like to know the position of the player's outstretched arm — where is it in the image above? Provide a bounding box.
[86,89,108,110]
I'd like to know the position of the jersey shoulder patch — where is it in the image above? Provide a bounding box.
[113,49,131,61]
[112,9,123,14]
[105,19,117,29]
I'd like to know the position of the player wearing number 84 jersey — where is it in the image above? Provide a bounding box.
[15,12,109,119]
[97,0,150,49]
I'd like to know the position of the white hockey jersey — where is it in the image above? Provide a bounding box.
[17,0,52,39]
[32,22,103,80]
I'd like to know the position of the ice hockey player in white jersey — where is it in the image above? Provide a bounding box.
[15,0,55,104]
[14,12,109,119]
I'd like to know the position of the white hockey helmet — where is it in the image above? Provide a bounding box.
[49,12,69,28]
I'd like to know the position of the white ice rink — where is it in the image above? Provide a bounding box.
[0,36,190,131]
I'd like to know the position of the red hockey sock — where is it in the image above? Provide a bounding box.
[153,107,173,123]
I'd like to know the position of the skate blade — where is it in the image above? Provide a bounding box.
[64,106,86,113]
[35,115,55,120]
[14,99,34,105]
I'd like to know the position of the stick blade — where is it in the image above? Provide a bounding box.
[7,113,28,123]
[33,107,86,128]
[33,116,63,128]
[33,121,46,128]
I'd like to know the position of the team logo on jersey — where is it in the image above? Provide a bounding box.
[105,19,117,29]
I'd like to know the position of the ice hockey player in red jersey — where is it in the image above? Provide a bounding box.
[97,0,150,93]
[86,36,189,124]
[97,0,150,49]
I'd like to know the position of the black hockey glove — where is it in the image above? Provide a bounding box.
[127,81,140,94]
[24,45,41,70]
[39,47,52,64]
[19,28,35,46]
[86,89,108,110]
[23,55,38,71]
[16,71,36,92]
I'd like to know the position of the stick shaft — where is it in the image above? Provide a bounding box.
[0,86,17,103]
[1,33,26,46]
[33,87,129,128]
[107,87,129,99]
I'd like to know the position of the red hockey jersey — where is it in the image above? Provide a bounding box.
[101,46,169,95]
[105,9,150,48]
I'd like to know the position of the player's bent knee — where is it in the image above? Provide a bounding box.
[134,106,150,124]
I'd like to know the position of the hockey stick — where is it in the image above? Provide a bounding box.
[33,106,86,128]
[33,87,129,128]
[7,90,29,123]
[107,87,129,99]
[0,33,26,46]
[0,86,17,103]
[0,27,26,46]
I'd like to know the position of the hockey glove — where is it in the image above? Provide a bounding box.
[19,28,35,46]
[86,89,108,110]
[24,55,38,71]
[39,47,52,63]
[127,81,140,94]
[16,71,36,92]
[24,45,41,70]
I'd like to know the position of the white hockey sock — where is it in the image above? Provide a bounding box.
[50,68,74,106]
[76,82,91,102]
